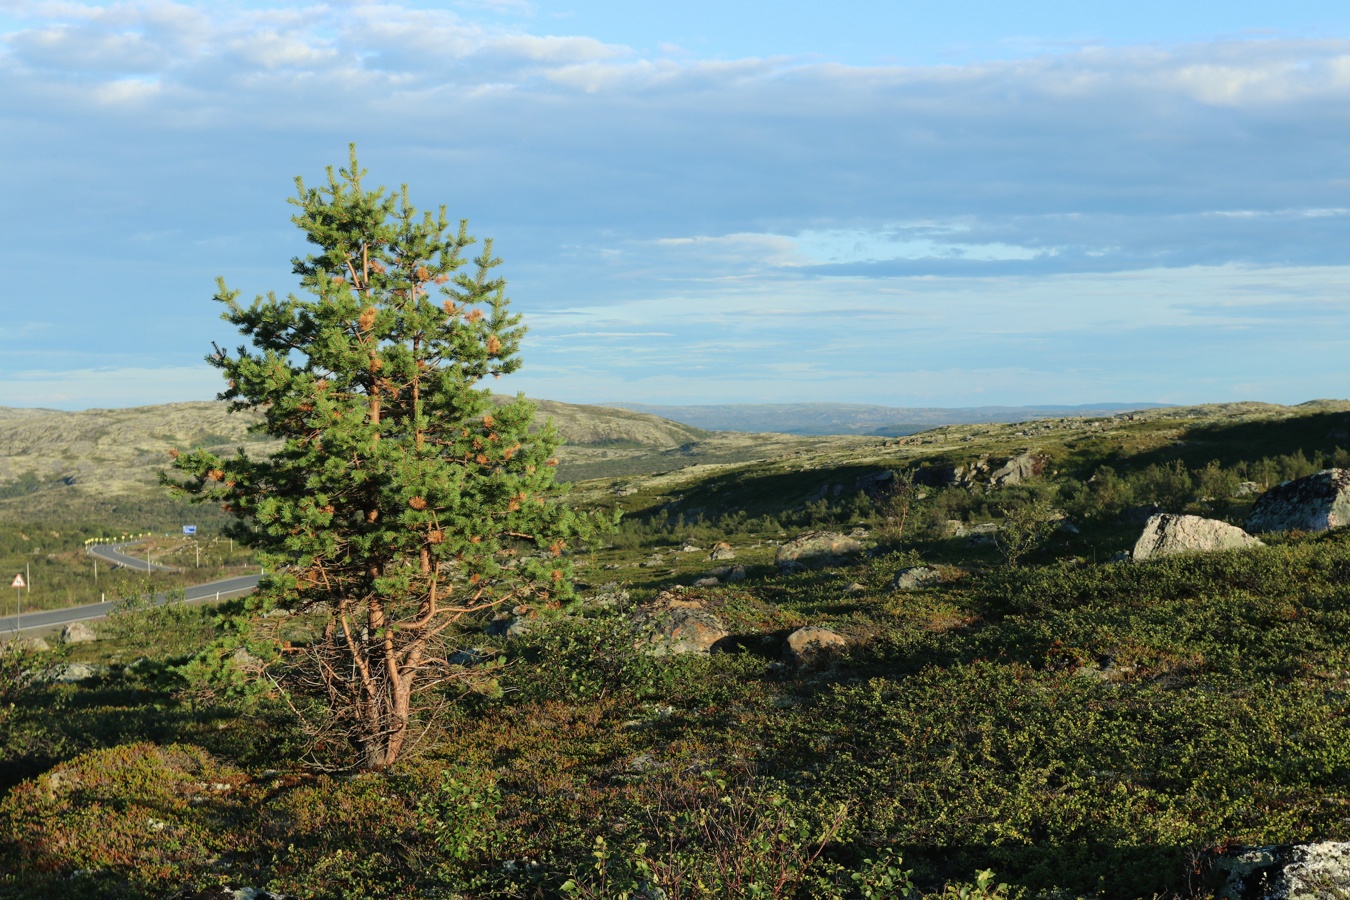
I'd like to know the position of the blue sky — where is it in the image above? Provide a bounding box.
[2,1,1350,409]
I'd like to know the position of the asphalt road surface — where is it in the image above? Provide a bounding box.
[1,547,261,634]
[89,540,179,573]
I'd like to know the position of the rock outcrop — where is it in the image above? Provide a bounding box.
[1132,514,1264,561]
[39,662,107,683]
[486,606,533,640]
[1246,469,1350,534]
[1214,841,1350,900]
[892,566,942,591]
[989,451,1048,487]
[630,591,728,655]
[696,565,745,586]
[916,452,1047,488]
[774,531,864,570]
[60,621,97,644]
[782,626,847,666]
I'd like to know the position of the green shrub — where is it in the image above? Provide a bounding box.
[509,611,667,703]
[0,742,253,893]
[102,582,219,660]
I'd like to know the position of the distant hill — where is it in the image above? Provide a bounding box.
[0,399,708,522]
[601,402,1170,436]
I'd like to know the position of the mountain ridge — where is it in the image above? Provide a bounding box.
[601,401,1171,435]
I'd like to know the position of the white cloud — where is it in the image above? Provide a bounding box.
[4,4,1350,407]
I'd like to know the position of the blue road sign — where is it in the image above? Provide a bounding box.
[183,525,197,535]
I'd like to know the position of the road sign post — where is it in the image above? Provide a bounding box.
[11,574,24,631]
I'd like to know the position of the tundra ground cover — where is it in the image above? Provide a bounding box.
[4,407,1350,898]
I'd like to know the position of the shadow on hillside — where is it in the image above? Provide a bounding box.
[634,463,894,521]
[0,677,297,796]
[1116,410,1350,473]
[868,840,1214,900]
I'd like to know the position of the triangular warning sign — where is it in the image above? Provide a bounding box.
[11,574,24,589]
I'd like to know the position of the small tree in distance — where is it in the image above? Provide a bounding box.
[169,146,601,769]
[993,497,1058,567]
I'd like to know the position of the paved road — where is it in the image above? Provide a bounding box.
[0,545,260,636]
[89,539,179,573]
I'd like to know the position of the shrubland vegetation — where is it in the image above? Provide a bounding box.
[4,400,1350,898]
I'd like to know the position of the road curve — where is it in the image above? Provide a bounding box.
[0,572,261,635]
[89,540,179,573]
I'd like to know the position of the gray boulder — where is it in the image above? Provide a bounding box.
[486,606,533,640]
[2,636,49,654]
[774,531,863,570]
[60,621,98,644]
[1215,841,1350,900]
[702,565,745,583]
[782,626,847,666]
[230,647,263,672]
[1132,513,1263,561]
[630,591,728,655]
[709,542,737,561]
[1246,469,1350,534]
[447,647,497,668]
[892,566,942,591]
[582,584,630,609]
[989,451,1048,487]
[41,662,106,683]
[175,888,292,900]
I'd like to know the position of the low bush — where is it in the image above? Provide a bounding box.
[0,742,254,894]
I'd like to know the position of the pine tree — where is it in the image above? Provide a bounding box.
[169,146,597,769]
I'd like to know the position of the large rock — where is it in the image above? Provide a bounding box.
[892,566,942,591]
[782,626,847,666]
[709,542,736,561]
[1132,513,1263,561]
[176,889,291,900]
[915,452,1046,489]
[60,621,98,644]
[1215,841,1350,900]
[39,662,107,683]
[1246,469,1350,534]
[630,591,728,655]
[989,451,1048,487]
[1,636,49,654]
[486,606,533,640]
[774,531,863,570]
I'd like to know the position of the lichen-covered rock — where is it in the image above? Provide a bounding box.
[60,621,98,644]
[989,451,1048,486]
[1132,514,1263,561]
[892,566,942,591]
[630,591,728,655]
[582,583,630,609]
[774,531,863,570]
[782,626,847,665]
[487,605,533,640]
[702,565,745,584]
[40,662,106,683]
[176,889,291,900]
[1,636,49,654]
[1246,469,1350,534]
[1214,841,1350,900]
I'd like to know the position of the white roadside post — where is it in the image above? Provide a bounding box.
[11,573,24,631]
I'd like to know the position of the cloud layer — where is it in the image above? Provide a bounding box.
[1,1,1348,407]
